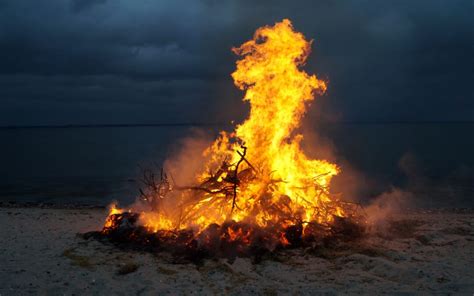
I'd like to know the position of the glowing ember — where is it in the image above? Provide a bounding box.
[100,19,363,256]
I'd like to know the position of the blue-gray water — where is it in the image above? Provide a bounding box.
[0,123,472,207]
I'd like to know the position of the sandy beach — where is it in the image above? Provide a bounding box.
[0,204,473,295]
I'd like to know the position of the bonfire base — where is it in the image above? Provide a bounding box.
[83,212,365,263]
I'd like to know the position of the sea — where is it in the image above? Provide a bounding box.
[1,122,472,208]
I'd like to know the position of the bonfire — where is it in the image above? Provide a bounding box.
[90,19,366,261]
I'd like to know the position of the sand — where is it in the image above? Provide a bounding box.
[0,205,473,295]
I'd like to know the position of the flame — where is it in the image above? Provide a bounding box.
[108,19,347,242]
[103,202,123,229]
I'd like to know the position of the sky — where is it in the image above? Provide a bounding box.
[0,0,472,126]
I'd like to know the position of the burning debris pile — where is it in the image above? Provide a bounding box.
[87,19,366,261]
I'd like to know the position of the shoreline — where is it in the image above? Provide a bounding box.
[0,201,106,210]
[2,200,473,214]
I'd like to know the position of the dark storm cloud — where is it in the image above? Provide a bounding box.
[0,0,472,125]
[71,0,107,13]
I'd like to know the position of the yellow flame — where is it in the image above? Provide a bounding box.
[111,19,345,233]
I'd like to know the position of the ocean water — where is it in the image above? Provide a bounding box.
[0,123,472,207]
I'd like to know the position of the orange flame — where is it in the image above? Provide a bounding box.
[103,202,123,229]
[109,19,345,238]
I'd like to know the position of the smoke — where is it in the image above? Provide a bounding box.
[364,187,414,225]
[362,150,473,227]
[360,153,430,227]
[299,125,370,203]
[353,153,418,228]
[397,152,473,208]
[297,122,415,228]
[300,123,431,225]
[127,113,471,232]
[163,128,214,187]
[121,128,217,226]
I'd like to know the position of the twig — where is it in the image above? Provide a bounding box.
[175,185,229,195]
[231,145,247,214]
[236,150,257,173]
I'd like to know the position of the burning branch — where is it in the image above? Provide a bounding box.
[139,167,171,211]
[231,145,247,214]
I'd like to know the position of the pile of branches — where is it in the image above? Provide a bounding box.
[84,211,365,263]
[136,145,362,227]
[84,146,366,262]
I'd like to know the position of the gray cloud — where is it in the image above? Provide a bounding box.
[0,0,472,125]
[71,0,107,13]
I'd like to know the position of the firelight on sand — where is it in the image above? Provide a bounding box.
[103,19,360,250]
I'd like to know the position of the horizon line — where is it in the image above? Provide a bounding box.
[0,120,472,130]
